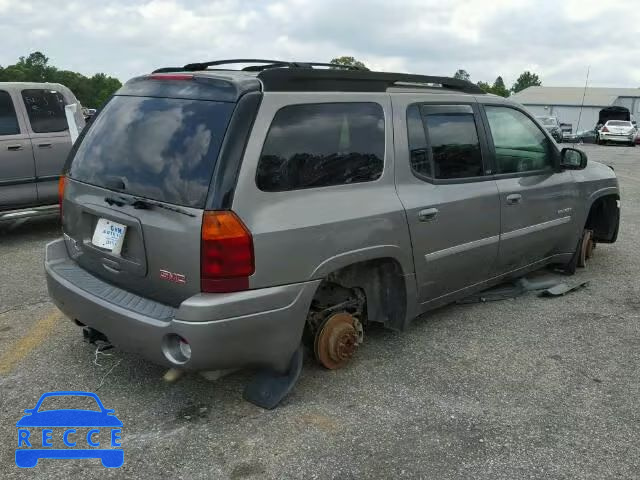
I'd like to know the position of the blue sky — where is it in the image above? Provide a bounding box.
[1,0,638,88]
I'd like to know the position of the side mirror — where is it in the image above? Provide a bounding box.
[560,147,587,170]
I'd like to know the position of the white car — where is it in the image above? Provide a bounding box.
[597,120,637,146]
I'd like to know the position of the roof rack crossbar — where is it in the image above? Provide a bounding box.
[182,59,294,72]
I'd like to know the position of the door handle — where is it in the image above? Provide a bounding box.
[506,194,522,205]
[38,143,53,149]
[418,207,439,222]
[7,145,23,151]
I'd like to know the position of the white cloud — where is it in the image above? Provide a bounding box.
[0,0,638,88]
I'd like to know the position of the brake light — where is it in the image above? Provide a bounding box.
[201,211,254,293]
[601,126,609,132]
[58,176,67,215]
[149,74,194,81]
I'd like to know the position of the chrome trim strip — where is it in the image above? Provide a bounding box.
[501,216,571,241]
[425,235,500,262]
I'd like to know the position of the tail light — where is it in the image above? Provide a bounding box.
[201,211,254,293]
[58,176,67,215]
[601,126,609,132]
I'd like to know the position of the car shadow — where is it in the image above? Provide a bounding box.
[0,216,60,245]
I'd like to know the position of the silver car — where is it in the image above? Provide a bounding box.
[0,82,85,222]
[45,60,620,408]
[597,120,637,146]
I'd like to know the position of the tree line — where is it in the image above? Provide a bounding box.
[0,52,122,108]
[1,53,541,107]
[329,57,542,97]
[453,69,541,96]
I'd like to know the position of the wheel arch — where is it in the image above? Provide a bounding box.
[585,191,620,243]
[310,253,416,331]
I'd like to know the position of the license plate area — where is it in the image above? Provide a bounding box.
[92,218,128,255]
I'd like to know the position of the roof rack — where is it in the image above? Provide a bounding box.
[151,59,365,73]
[151,59,484,94]
[257,68,485,94]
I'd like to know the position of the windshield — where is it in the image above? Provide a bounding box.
[69,95,234,208]
[607,120,632,127]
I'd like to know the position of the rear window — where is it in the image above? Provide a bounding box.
[256,102,385,192]
[22,89,68,133]
[607,120,631,127]
[69,96,234,208]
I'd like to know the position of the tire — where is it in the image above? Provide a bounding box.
[563,229,592,274]
[577,229,593,268]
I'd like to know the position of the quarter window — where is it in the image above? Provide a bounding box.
[21,89,68,133]
[256,103,385,192]
[485,106,555,174]
[0,90,20,135]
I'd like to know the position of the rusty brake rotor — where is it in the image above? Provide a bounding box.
[314,312,361,370]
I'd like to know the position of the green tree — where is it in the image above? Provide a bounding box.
[511,71,541,94]
[0,51,121,107]
[487,76,508,97]
[453,69,471,82]
[330,56,368,70]
[476,81,492,93]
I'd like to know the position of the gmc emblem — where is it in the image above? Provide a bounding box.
[159,269,186,284]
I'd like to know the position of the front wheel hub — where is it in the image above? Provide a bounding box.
[314,312,361,370]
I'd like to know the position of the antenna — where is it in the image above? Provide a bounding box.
[576,65,590,136]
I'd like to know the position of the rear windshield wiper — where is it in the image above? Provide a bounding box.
[104,196,196,217]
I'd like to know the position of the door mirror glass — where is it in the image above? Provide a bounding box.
[560,148,587,170]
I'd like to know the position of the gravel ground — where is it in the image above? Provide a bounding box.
[1,144,639,479]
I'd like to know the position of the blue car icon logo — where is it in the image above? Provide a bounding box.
[15,391,123,468]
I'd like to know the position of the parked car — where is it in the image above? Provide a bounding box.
[536,115,564,142]
[597,120,637,146]
[45,60,621,408]
[0,82,85,222]
[564,129,597,144]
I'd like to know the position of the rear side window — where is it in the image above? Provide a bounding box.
[21,89,68,133]
[0,90,20,135]
[407,104,484,180]
[256,103,385,192]
[69,96,235,208]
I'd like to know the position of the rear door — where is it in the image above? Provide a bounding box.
[393,97,501,303]
[63,79,236,306]
[0,89,37,211]
[480,103,580,273]
[21,88,73,205]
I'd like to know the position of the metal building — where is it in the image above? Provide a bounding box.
[511,86,640,133]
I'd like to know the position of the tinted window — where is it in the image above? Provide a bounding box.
[485,106,555,174]
[69,96,234,208]
[21,89,68,133]
[256,103,384,192]
[0,91,20,135]
[406,104,431,177]
[423,108,483,179]
[608,120,631,127]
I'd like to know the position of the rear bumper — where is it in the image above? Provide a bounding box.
[599,132,635,143]
[45,239,320,372]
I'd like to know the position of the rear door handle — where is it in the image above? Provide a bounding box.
[7,145,23,151]
[38,143,53,149]
[506,194,522,205]
[418,207,439,222]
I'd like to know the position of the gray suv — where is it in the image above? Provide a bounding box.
[45,60,620,408]
[1,82,85,222]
